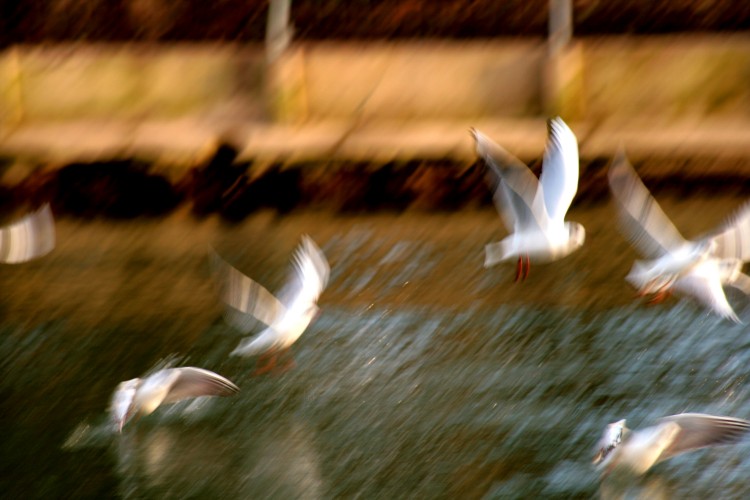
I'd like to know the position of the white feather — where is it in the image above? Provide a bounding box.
[471,117,585,266]
[594,413,750,476]
[110,367,239,430]
[213,236,330,357]
[609,150,750,321]
[0,204,55,264]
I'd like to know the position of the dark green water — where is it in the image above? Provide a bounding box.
[3,197,750,499]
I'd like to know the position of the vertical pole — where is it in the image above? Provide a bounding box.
[548,0,572,56]
[266,0,293,63]
[545,0,582,119]
[10,47,25,127]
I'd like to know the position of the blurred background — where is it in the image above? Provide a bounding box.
[3,1,750,498]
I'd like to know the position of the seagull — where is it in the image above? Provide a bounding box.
[0,204,55,264]
[608,149,750,322]
[111,366,239,432]
[211,235,330,374]
[470,117,585,281]
[593,413,750,476]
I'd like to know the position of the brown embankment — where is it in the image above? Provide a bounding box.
[3,143,750,222]
[3,34,750,219]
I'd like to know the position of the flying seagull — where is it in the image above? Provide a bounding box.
[608,149,750,322]
[593,413,750,476]
[0,204,55,264]
[470,117,585,281]
[211,235,330,374]
[111,366,239,431]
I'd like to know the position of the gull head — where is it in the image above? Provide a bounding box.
[111,378,140,432]
[593,419,626,467]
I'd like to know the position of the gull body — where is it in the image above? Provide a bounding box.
[0,204,55,264]
[593,413,750,476]
[609,150,750,322]
[626,240,715,294]
[111,366,239,431]
[212,235,330,370]
[471,118,585,278]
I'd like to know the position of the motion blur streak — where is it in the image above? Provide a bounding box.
[3,201,750,497]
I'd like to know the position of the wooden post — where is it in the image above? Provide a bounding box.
[548,0,572,56]
[545,0,583,120]
[266,0,293,63]
[10,47,25,127]
[264,0,306,124]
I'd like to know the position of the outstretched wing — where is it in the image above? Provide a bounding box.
[163,367,239,404]
[280,235,330,314]
[608,149,686,259]
[539,117,579,223]
[471,128,546,232]
[230,236,329,357]
[209,249,287,332]
[707,201,750,261]
[0,204,55,264]
[658,413,750,461]
[672,261,740,323]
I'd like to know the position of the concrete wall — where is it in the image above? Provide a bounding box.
[579,35,750,126]
[2,37,750,127]
[285,41,546,122]
[0,44,267,125]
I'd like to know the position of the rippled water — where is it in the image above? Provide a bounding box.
[3,196,750,499]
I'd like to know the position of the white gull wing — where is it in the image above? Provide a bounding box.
[0,204,55,264]
[608,150,687,259]
[658,413,750,461]
[617,420,682,474]
[539,117,579,224]
[159,367,239,405]
[706,201,750,261]
[672,260,740,323]
[490,176,536,235]
[597,413,750,475]
[210,249,287,333]
[278,235,330,315]
[471,128,547,233]
[231,325,285,356]
[112,367,239,428]
[230,236,330,357]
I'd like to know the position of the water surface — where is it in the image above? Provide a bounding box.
[3,196,750,499]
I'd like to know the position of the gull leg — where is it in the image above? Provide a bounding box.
[253,352,279,376]
[523,254,530,281]
[515,256,523,283]
[647,289,671,305]
[273,348,297,374]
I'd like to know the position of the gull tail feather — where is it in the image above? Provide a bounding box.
[484,241,511,268]
[723,307,743,325]
[230,328,279,357]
